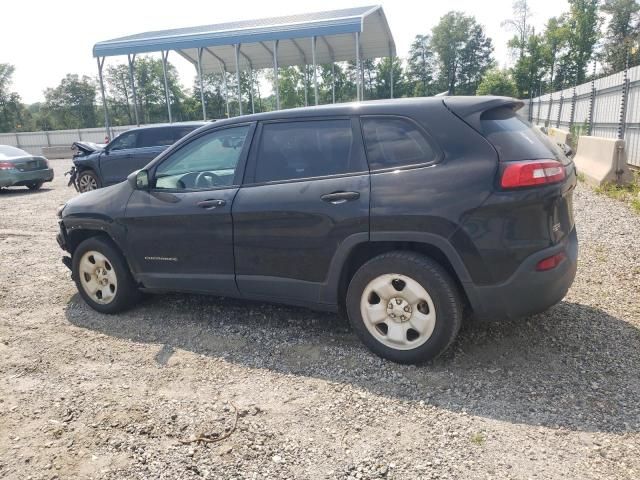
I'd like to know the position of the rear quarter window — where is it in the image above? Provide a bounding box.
[361,117,438,170]
[480,107,569,164]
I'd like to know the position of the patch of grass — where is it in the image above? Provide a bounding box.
[594,170,640,214]
[470,432,486,446]
[577,172,586,183]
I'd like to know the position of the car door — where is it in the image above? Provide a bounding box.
[99,130,140,185]
[123,123,255,295]
[232,117,370,306]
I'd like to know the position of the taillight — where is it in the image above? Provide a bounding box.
[501,160,565,189]
[536,252,566,271]
[0,161,15,170]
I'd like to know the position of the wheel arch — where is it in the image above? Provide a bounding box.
[324,234,474,313]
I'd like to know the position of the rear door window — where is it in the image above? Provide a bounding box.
[480,107,569,164]
[138,128,174,148]
[361,117,438,170]
[254,119,364,183]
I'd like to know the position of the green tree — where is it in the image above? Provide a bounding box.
[502,0,533,61]
[407,34,436,96]
[192,73,227,119]
[0,64,32,133]
[476,69,518,96]
[512,32,547,97]
[105,64,134,125]
[431,11,494,94]
[564,0,601,84]
[42,74,97,129]
[374,56,407,99]
[542,17,570,91]
[601,0,640,72]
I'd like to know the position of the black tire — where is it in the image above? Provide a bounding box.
[345,251,463,364]
[27,181,43,190]
[76,169,101,193]
[72,236,140,314]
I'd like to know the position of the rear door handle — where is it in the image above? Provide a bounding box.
[320,191,360,204]
[197,199,227,209]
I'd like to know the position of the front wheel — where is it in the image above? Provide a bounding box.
[346,252,463,364]
[72,236,140,314]
[76,170,100,193]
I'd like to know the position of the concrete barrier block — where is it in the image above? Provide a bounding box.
[574,136,634,186]
[42,146,74,159]
[547,127,571,147]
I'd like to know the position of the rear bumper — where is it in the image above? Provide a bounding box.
[464,227,578,321]
[0,168,54,187]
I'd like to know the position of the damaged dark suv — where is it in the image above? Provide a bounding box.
[56,97,577,363]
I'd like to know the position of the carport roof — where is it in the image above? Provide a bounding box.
[92,5,395,73]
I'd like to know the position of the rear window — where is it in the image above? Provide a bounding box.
[480,108,569,164]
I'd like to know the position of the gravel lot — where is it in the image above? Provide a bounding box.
[1,160,639,480]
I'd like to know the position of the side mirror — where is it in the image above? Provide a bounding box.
[128,169,149,190]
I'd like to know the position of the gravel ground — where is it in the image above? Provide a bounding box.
[0,160,639,480]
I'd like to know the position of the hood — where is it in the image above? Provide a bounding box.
[63,181,132,221]
[72,141,106,156]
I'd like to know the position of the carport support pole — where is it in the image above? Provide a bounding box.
[273,40,280,110]
[128,54,140,126]
[235,44,242,116]
[331,63,336,104]
[355,32,361,101]
[311,36,318,105]
[161,51,173,123]
[389,43,394,99]
[249,66,255,114]
[96,57,111,140]
[223,70,230,118]
[197,48,206,120]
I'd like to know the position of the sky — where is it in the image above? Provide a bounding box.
[1,0,569,104]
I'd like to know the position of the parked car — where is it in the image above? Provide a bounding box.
[0,145,54,190]
[56,97,578,363]
[69,122,206,192]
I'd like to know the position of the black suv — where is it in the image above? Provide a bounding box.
[57,97,577,363]
[70,122,205,192]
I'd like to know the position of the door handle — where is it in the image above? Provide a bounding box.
[197,199,227,209]
[320,191,360,204]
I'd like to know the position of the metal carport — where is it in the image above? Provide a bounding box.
[92,5,395,135]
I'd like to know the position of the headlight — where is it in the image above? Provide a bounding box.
[57,204,66,219]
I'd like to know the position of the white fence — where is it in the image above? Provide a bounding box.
[0,121,210,157]
[0,126,134,156]
[529,65,640,167]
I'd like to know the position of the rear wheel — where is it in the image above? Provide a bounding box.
[77,170,100,192]
[72,236,140,313]
[346,251,463,364]
[27,181,43,190]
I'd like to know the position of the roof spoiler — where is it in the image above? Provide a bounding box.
[443,96,525,132]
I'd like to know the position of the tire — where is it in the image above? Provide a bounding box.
[72,236,140,314]
[77,169,100,193]
[345,251,463,364]
[27,181,43,190]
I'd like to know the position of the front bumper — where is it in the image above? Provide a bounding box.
[0,168,54,188]
[464,227,578,321]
